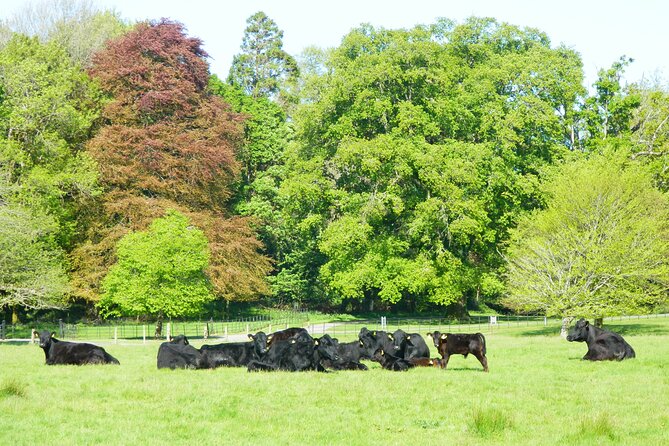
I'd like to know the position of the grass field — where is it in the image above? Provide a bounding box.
[1,318,668,445]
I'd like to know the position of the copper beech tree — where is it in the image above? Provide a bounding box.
[73,20,271,313]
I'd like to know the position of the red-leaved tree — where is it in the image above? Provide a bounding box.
[71,20,271,310]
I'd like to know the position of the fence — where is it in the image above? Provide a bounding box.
[0,313,309,341]
[2,313,667,342]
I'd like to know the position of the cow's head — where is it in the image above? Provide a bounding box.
[314,334,340,361]
[426,331,443,348]
[567,319,590,342]
[391,329,407,351]
[358,328,381,359]
[37,330,57,349]
[371,347,386,364]
[169,335,189,345]
[248,331,270,357]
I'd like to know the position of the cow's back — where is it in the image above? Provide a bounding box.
[48,341,118,365]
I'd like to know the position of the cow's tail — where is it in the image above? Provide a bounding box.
[477,333,487,355]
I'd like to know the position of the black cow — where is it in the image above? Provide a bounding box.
[247,332,340,372]
[37,330,120,365]
[321,339,368,371]
[199,332,269,368]
[157,335,207,369]
[371,348,411,371]
[567,318,636,361]
[372,348,441,371]
[266,327,309,346]
[426,331,488,372]
[358,327,399,360]
[392,329,431,360]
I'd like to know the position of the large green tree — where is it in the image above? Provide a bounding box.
[503,154,669,322]
[0,35,101,249]
[98,210,213,319]
[0,196,68,322]
[228,11,298,100]
[276,18,584,311]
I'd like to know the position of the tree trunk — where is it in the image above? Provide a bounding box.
[154,312,163,339]
[11,306,19,324]
[560,317,574,339]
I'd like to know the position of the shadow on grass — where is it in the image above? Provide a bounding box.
[599,322,669,336]
[512,321,669,337]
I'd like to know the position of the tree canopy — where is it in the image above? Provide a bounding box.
[98,210,213,318]
[228,11,298,100]
[503,154,669,318]
[74,19,271,305]
[273,18,585,310]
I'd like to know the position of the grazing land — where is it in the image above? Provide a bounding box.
[1,318,668,445]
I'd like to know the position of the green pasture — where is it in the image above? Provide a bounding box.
[1,318,668,445]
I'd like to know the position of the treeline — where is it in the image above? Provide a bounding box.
[2,2,669,323]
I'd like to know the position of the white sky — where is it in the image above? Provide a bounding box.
[2,0,667,88]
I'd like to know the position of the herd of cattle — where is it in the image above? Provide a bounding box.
[35,318,636,370]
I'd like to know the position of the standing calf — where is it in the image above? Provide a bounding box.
[426,331,488,372]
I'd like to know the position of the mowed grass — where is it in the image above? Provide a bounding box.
[1,319,669,445]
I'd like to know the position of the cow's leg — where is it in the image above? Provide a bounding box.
[442,354,451,370]
[474,352,489,372]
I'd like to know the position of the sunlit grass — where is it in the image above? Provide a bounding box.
[1,317,668,445]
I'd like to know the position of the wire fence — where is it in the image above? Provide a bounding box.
[2,313,667,342]
[0,313,309,342]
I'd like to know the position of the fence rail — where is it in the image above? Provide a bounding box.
[1,313,667,341]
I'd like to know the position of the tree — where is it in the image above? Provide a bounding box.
[0,0,127,67]
[98,210,213,320]
[77,20,271,309]
[0,199,69,322]
[277,18,585,311]
[627,81,669,188]
[228,11,298,100]
[0,35,101,250]
[581,56,640,145]
[503,154,669,330]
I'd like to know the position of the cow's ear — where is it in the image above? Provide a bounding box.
[380,349,384,355]
[388,334,394,340]
[267,335,273,343]
[51,331,56,337]
[314,339,319,345]
[247,334,254,340]
[407,335,411,341]
[359,340,364,347]
[584,321,590,328]
[440,334,447,340]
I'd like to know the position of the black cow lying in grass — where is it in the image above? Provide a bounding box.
[38,330,119,365]
[427,331,488,372]
[358,328,400,360]
[247,332,340,372]
[321,338,368,371]
[392,329,431,360]
[371,348,442,371]
[157,335,207,370]
[199,332,269,368]
[567,318,636,361]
